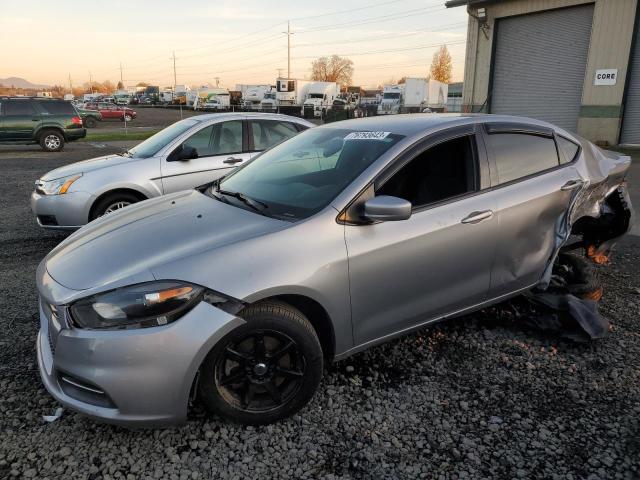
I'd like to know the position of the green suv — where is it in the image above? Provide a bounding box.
[0,97,86,152]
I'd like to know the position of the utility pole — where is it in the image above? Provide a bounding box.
[277,68,283,78]
[68,73,73,93]
[170,51,177,89]
[119,62,124,87]
[89,71,94,94]
[283,21,293,79]
[214,77,220,87]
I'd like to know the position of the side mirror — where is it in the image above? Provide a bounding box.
[168,144,198,162]
[363,196,412,222]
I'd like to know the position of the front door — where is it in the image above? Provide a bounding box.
[1,99,40,140]
[345,127,497,345]
[161,119,250,193]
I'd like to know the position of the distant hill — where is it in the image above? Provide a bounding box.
[0,77,51,89]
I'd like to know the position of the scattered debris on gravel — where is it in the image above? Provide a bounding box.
[0,147,638,479]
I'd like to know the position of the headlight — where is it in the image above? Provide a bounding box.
[35,173,82,195]
[69,281,204,330]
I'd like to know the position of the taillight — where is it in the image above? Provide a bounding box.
[71,116,83,126]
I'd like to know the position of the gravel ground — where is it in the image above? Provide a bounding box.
[0,144,639,479]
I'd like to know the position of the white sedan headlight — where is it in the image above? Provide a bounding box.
[35,173,82,195]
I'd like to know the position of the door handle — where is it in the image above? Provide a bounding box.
[561,179,584,191]
[461,210,494,224]
[223,157,243,164]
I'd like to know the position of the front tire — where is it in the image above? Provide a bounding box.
[199,301,323,425]
[84,117,97,128]
[39,130,64,152]
[90,191,141,220]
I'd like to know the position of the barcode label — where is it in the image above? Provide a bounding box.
[344,131,391,140]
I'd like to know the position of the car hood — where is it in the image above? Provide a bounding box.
[40,154,137,180]
[45,190,288,290]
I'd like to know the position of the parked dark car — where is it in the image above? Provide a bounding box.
[0,97,86,151]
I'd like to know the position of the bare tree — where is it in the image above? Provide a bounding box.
[429,45,453,84]
[117,81,124,90]
[310,55,354,87]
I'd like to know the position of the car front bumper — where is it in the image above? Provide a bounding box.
[36,268,245,427]
[30,190,94,230]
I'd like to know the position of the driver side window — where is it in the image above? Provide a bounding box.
[377,135,477,209]
[183,124,215,157]
[212,120,243,155]
[181,120,244,157]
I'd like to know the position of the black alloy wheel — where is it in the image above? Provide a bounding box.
[215,330,305,412]
[198,301,323,425]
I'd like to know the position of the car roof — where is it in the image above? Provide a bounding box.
[315,113,560,136]
[191,112,314,125]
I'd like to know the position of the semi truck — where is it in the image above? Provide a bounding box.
[242,85,272,110]
[302,81,340,118]
[377,78,449,115]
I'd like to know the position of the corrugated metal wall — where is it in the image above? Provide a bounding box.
[490,4,594,132]
[621,17,640,143]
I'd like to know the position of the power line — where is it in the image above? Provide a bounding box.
[294,22,466,48]
[296,4,444,33]
[290,0,408,22]
[292,39,466,59]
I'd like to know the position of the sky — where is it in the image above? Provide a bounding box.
[0,0,468,89]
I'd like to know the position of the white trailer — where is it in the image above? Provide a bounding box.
[275,78,311,106]
[194,88,230,111]
[63,93,74,101]
[403,78,429,110]
[426,79,449,110]
[302,81,340,118]
[242,85,272,110]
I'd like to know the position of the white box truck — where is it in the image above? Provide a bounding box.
[242,85,272,110]
[302,81,340,118]
[377,78,449,114]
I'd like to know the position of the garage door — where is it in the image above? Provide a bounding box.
[621,18,640,144]
[490,5,594,132]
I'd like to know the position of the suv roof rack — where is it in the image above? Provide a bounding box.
[0,96,66,100]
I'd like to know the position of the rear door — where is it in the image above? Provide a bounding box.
[483,123,583,297]
[161,118,250,193]
[2,99,40,140]
[247,119,303,159]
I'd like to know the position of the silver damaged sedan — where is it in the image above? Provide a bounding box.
[30,112,313,229]
[36,114,633,427]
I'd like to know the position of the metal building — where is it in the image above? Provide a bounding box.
[446,0,640,146]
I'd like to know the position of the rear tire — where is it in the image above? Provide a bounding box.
[198,301,323,425]
[90,191,141,220]
[39,130,64,152]
[84,117,97,128]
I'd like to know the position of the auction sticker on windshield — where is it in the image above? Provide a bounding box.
[345,131,391,140]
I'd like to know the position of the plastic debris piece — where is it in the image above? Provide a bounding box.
[43,407,64,423]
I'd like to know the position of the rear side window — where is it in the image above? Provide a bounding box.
[251,120,299,151]
[3,100,36,116]
[487,133,559,184]
[37,100,76,115]
[557,136,580,164]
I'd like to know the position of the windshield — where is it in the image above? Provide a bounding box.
[264,93,276,99]
[383,92,401,100]
[217,128,404,220]
[308,93,324,99]
[127,119,198,158]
